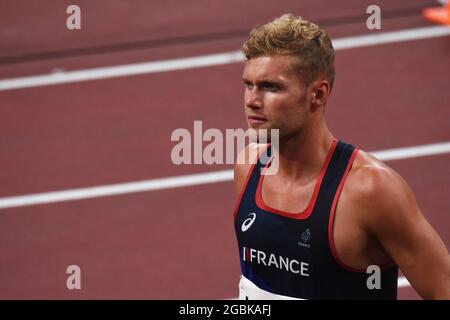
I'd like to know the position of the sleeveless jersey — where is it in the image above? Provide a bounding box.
[233,139,398,299]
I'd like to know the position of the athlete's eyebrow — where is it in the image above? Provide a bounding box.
[242,78,283,87]
[258,80,282,87]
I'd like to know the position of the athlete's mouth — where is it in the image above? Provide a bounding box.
[247,114,267,125]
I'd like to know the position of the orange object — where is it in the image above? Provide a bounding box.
[423,1,450,25]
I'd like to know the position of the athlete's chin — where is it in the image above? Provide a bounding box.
[246,125,279,143]
[247,123,271,133]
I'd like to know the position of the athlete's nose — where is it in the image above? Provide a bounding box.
[245,87,263,110]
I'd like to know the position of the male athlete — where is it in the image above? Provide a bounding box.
[233,14,450,299]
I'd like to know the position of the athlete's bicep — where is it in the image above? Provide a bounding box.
[364,167,450,299]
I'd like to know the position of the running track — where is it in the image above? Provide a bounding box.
[0,0,449,299]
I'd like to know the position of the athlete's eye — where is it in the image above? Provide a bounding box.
[260,82,280,92]
[244,81,253,89]
[263,84,279,92]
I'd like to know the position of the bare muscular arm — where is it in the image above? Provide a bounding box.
[355,162,450,299]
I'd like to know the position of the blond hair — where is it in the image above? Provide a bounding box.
[242,14,335,89]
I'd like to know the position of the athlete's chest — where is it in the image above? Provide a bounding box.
[261,175,317,214]
[332,174,392,269]
[256,170,381,269]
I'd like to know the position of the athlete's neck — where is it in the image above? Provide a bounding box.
[275,118,334,183]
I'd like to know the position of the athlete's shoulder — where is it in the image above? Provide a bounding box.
[345,149,419,225]
[348,149,410,198]
[345,149,410,200]
[233,143,269,195]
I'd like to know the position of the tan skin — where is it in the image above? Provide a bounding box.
[235,55,450,299]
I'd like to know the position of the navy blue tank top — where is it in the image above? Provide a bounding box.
[234,139,398,299]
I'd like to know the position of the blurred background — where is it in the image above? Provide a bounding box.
[0,0,449,299]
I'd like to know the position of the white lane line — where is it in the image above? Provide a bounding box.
[0,170,233,209]
[0,141,449,210]
[0,26,449,91]
[332,25,450,50]
[0,51,244,91]
[370,141,450,160]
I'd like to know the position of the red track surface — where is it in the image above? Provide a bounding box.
[0,0,448,299]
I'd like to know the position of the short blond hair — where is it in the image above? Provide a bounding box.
[242,14,335,89]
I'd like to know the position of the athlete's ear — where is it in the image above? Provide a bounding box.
[310,80,331,109]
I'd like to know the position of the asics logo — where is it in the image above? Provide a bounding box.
[241,213,256,232]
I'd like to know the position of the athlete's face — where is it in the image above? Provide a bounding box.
[242,55,312,139]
